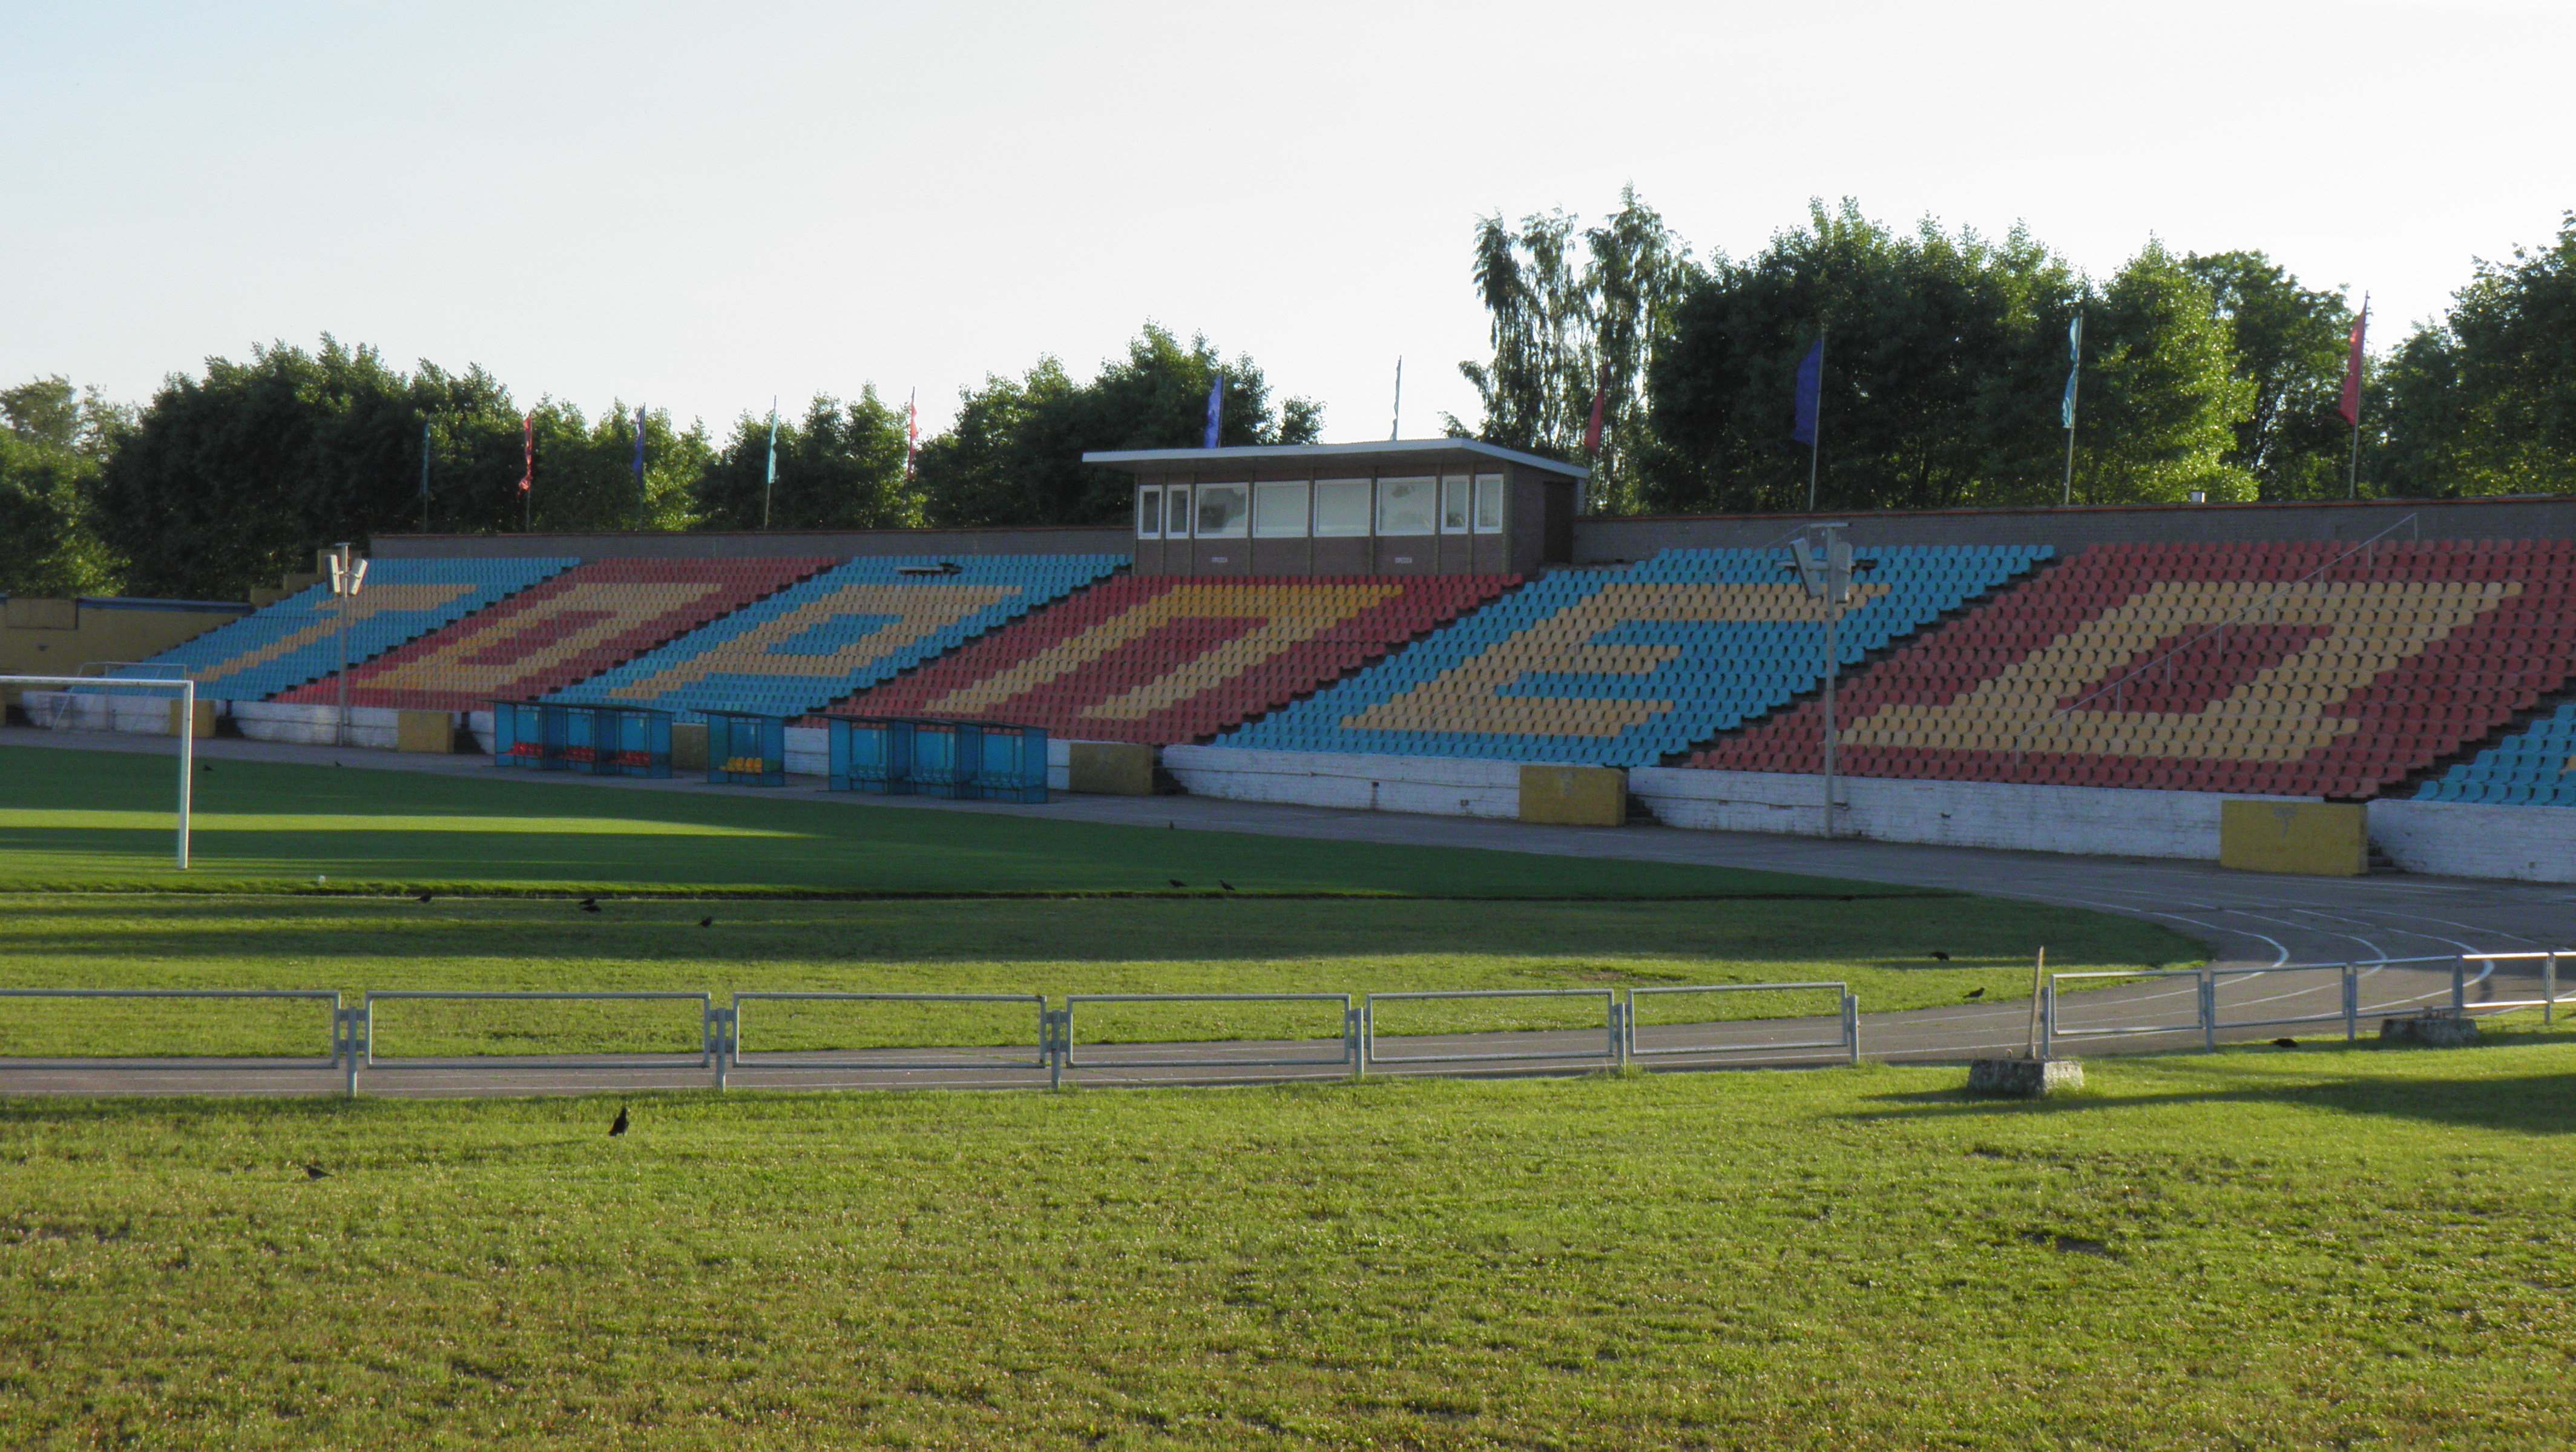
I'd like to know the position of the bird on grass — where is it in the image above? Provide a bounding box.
[698,916,714,928]
[2271,1036,2298,1048]
[1928,950,1951,962]
[1168,879,1186,889]
[304,1164,329,1180]
[415,892,433,904]
[608,1104,630,1137]
[1963,987,1986,1000]
[1219,881,1236,892]
[579,898,601,914]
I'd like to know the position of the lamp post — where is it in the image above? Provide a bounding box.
[327,542,369,747]
[1784,523,1874,839]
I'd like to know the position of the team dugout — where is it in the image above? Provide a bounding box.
[1085,440,1588,578]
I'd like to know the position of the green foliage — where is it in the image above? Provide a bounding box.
[696,389,923,530]
[3,1042,2572,1447]
[2184,251,2358,499]
[916,324,1322,528]
[1641,203,2251,512]
[519,398,709,536]
[0,378,125,596]
[2374,211,2576,498]
[1452,188,1694,514]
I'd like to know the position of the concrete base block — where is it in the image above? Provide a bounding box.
[2379,1011,2482,1048]
[1068,741,1157,795]
[1519,764,1627,826]
[395,710,459,754]
[1966,1057,2085,1097]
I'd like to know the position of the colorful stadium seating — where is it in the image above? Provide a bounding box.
[2415,700,2576,806]
[556,556,1124,720]
[833,575,1519,744]
[1214,546,2048,766]
[1689,540,2576,799]
[275,558,835,711]
[98,558,577,701]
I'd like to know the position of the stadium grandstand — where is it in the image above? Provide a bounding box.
[557,555,1121,720]
[1215,545,2047,764]
[1686,539,2576,800]
[274,557,835,711]
[829,574,1517,744]
[94,557,576,700]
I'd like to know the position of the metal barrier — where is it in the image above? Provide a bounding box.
[360,991,715,1071]
[1625,983,1859,1066]
[729,992,1048,1072]
[0,988,342,1068]
[1060,994,1358,1078]
[2043,951,2574,1055]
[1362,988,1620,1070]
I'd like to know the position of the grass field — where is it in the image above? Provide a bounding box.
[0,744,1899,899]
[5,1031,2574,1448]
[0,891,2201,1054]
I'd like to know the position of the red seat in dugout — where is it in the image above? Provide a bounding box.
[1687,540,2576,800]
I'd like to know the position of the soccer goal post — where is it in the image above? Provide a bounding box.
[1,674,196,869]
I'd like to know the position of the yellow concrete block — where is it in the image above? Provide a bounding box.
[167,700,217,738]
[396,710,458,754]
[1068,742,1155,796]
[2220,800,2368,877]
[669,722,710,772]
[1519,765,1628,827]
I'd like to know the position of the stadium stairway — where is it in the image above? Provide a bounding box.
[1209,546,2051,767]
[96,557,579,701]
[1686,539,2576,800]
[550,556,1124,721]
[827,574,1520,745]
[274,558,837,712]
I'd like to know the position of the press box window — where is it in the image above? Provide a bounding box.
[1439,475,1473,533]
[1135,485,1163,538]
[1253,480,1309,537]
[1194,482,1248,538]
[1313,478,1372,536]
[1163,485,1192,537]
[1473,474,1504,533]
[1376,476,1436,536]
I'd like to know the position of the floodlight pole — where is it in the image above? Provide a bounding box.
[329,542,366,748]
[1787,523,1865,839]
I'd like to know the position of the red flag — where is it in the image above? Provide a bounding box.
[518,413,533,492]
[1583,363,1608,455]
[2337,295,2368,426]
[905,389,918,476]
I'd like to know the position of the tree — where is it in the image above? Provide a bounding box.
[518,400,707,536]
[697,389,922,530]
[2373,211,2576,497]
[1452,188,1695,514]
[0,376,125,596]
[1640,202,2251,513]
[916,324,1321,528]
[2183,251,2356,499]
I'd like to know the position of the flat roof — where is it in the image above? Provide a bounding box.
[1082,438,1589,479]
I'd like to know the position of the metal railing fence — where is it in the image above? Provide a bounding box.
[729,992,1048,1075]
[1625,982,1859,1065]
[1060,994,1358,1085]
[1362,988,1621,1069]
[0,988,342,1068]
[358,991,717,1072]
[2043,951,2569,1056]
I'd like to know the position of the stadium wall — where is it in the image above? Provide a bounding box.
[2366,800,2576,883]
[1572,496,2576,562]
[369,526,1132,560]
[1,597,250,709]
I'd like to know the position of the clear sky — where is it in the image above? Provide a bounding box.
[5,1,2569,445]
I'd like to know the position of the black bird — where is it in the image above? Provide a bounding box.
[1168,879,1186,889]
[2271,1036,2298,1048]
[579,898,601,914]
[415,892,433,904]
[1964,987,1986,1000]
[1928,950,1951,962]
[1168,821,1175,830]
[199,763,214,773]
[304,1164,329,1180]
[332,760,343,767]
[1219,881,1236,892]
[608,1104,629,1137]
[698,916,714,928]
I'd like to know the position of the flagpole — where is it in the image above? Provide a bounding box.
[419,419,432,533]
[2347,295,2368,499]
[2062,311,2083,506]
[1390,357,1402,441]
[1806,333,1824,512]
[762,397,778,529]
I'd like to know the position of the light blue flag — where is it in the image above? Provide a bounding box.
[2062,313,2085,429]
[1203,373,1224,448]
[764,401,778,488]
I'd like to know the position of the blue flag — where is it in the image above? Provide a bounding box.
[1790,337,1824,446]
[632,406,647,482]
[1203,373,1224,448]
[764,401,778,488]
[2062,313,2084,429]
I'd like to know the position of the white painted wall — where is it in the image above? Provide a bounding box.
[1162,746,1523,819]
[2368,798,2576,883]
[230,701,402,751]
